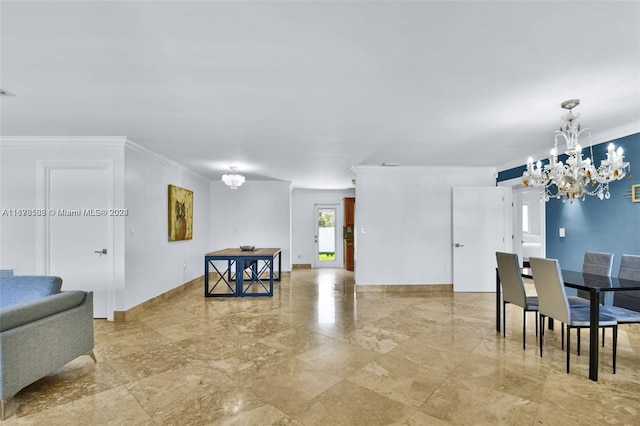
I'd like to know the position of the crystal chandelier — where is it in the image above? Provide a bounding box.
[522,99,631,202]
[221,166,245,189]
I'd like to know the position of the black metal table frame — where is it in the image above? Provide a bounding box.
[205,249,281,297]
[496,267,640,381]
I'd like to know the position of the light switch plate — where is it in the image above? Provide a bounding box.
[559,227,565,237]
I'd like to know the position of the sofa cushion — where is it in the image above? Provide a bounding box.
[0,291,86,332]
[0,276,62,308]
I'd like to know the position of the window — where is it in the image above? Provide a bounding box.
[522,204,529,234]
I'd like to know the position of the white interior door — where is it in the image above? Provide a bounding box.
[47,165,113,318]
[452,187,509,292]
[314,204,341,268]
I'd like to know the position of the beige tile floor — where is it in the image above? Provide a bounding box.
[4,269,640,425]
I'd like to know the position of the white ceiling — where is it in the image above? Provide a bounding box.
[1,1,639,189]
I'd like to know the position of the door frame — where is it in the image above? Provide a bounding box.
[497,177,546,266]
[313,203,342,268]
[35,160,116,319]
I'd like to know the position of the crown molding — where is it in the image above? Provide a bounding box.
[0,136,128,146]
[0,135,209,183]
[351,165,497,173]
[123,139,209,184]
[589,120,640,145]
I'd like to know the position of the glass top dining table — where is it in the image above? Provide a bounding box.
[496,267,640,381]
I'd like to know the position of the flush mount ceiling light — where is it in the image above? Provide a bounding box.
[522,99,631,202]
[221,166,245,189]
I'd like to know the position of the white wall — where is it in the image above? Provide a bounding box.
[0,137,126,315]
[0,137,212,316]
[352,166,496,285]
[124,142,210,310]
[291,188,355,266]
[2,137,503,309]
[210,180,293,271]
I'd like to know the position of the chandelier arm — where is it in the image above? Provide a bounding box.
[554,132,569,147]
[575,127,590,140]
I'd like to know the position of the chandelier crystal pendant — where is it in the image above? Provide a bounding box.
[221,166,245,189]
[522,99,631,202]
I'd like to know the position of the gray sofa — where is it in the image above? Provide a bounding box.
[0,276,95,420]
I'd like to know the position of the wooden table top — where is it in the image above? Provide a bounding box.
[205,248,281,257]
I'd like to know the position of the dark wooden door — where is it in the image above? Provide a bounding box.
[344,197,355,271]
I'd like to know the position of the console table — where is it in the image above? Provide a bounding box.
[204,248,281,297]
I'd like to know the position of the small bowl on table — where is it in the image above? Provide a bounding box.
[240,245,255,251]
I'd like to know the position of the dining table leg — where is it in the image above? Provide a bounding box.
[235,256,244,296]
[204,257,209,297]
[496,268,501,333]
[589,288,601,381]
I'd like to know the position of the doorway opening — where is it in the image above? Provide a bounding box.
[318,208,335,261]
[314,204,341,268]
[516,188,545,266]
[497,178,546,268]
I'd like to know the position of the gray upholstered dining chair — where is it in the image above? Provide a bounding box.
[619,254,640,281]
[496,252,538,349]
[599,254,640,330]
[529,257,618,374]
[578,252,615,345]
[570,252,615,309]
[583,251,615,276]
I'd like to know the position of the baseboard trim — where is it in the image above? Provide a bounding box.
[355,284,453,293]
[113,271,291,321]
[113,275,203,322]
[292,264,312,269]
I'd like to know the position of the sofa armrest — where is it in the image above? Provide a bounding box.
[0,291,86,332]
[0,291,94,405]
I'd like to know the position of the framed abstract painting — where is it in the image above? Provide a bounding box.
[168,184,193,241]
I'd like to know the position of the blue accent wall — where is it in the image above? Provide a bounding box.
[498,132,640,272]
[497,164,528,182]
